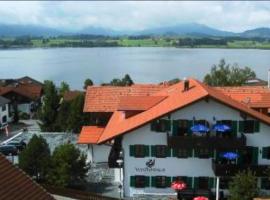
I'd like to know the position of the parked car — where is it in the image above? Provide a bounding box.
[6,140,26,152]
[0,145,18,156]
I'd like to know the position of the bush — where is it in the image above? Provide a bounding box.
[48,143,89,188]
[19,135,51,182]
[229,169,259,200]
[19,112,30,120]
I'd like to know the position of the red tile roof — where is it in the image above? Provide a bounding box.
[118,96,167,111]
[63,90,84,101]
[216,86,270,108]
[84,84,168,112]
[78,126,105,144]
[0,153,54,200]
[83,79,270,144]
[0,84,43,100]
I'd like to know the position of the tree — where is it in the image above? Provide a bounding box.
[203,59,256,86]
[110,78,123,86]
[55,101,71,132]
[48,143,89,188]
[83,78,93,90]
[19,135,51,182]
[59,81,70,97]
[38,80,60,131]
[67,93,86,133]
[229,170,259,200]
[108,74,134,86]
[122,74,134,86]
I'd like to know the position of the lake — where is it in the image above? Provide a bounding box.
[0,47,269,89]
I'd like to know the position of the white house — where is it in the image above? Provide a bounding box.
[79,79,270,199]
[0,96,11,127]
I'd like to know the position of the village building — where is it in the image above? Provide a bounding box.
[78,79,270,198]
[0,76,43,116]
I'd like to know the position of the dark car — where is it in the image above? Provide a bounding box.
[0,145,18,156]
[7,141,26,152]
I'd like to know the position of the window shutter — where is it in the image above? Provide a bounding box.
[232,121,238,137]
[239,121,244,132]
[166,147,171,157]
[254,121,260,132]
[144,176,150,187]
[208,177,215,189]
[252,147,259,165]
[172,120,178,136]
[209,149,214,158]
[151,145,156,157]
[193,177,199,189]
[151,176,156,187]
[237,150,243,165]
[144,145,150,157]
[188,120,193,135]
[261,178,268,189]
[187,177,193,188]
[165,120,171,131]
[262,147,269,159]
[194,149,199,157]
[166,177,171,187]
[188,149,193,157]
[150,121,157,131]
[173,148,178,157]
[130,176,135,187]
[130,145,135,157]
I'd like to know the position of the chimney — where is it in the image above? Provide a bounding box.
[183,77,189,91]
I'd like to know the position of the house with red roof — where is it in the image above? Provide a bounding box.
[78,79,270,199]
[0,76,43,116]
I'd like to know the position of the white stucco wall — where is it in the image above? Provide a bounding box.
[18,103,31,114]
[122,98,270,197]
[87,144,111,163]
[0,104,9,125]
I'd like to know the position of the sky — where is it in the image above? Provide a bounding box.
[0,1,269,32]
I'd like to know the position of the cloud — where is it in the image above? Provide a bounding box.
[0,1,269,32]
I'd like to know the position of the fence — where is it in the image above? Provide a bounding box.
[43,185,119,200]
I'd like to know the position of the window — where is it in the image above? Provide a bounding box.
[216,120,236,137]
[262,147,270,159]
[2,116,7,123]
[239,120,260,133]
[173,148,192,158]
[130,145,149,158]
[130,176,150,188]
[194,177,214,190]
[172,120,191,136]
[239,147,258,165]
[151,176,171,188]
[2,105,6,111]
[151,145,170,158]
[261,178,270,190]
[194,148,213,158]
[151,119,171,132]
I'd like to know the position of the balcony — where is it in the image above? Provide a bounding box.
[167,134,246,150]
[212,159,269,177]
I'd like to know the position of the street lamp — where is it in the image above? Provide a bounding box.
[116,150,124,200]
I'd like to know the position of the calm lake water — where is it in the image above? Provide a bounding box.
[0,47,269,89]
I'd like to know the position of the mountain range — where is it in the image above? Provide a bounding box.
[0,23,269,38]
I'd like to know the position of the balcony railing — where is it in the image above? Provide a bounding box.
[212,159,269,177]
[167,133,246,150]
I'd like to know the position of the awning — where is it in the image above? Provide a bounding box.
[78,126,104,144]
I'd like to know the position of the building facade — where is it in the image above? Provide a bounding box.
[79,79,270,198]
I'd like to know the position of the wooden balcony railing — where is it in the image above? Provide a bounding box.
[212,159,270,177]
[167,134,246,150]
